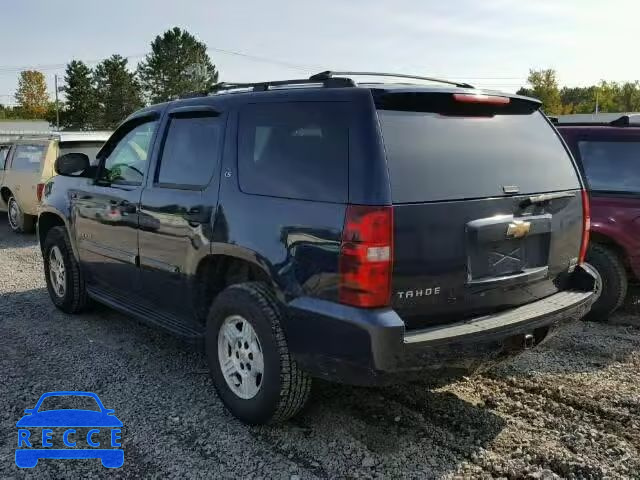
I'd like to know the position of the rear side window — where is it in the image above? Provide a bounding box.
[238,102,349,202]
[377,95,580,203]
[59,141,105,165]
[156,115,221,188]
[10,144,45,172]
[578,140,640,193]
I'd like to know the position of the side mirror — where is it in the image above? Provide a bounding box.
[55,153,90,177]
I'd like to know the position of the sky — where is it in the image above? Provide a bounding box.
[1,0,639,105]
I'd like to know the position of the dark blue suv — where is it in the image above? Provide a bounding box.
[38,71,597,424]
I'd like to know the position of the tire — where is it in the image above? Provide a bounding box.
[43,226,89,314]
[7,195,35,233]
[206,282,311,424]
[583,244,628,322]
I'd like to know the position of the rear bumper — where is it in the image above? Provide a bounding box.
[285,265,597,385]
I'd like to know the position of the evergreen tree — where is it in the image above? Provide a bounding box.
[62,60,98,129]
[94,55,143,128]
[138,27,218,103]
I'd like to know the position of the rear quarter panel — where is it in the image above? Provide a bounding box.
[215,105,349,302]
[590,195,640,278]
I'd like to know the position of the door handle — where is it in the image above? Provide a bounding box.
[185,206,206,225]
[115,200,137,214]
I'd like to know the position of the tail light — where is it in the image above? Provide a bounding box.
[579,189,591,264]
[339,205,393,308]
[453,93,511,105]
[36,183,45,202]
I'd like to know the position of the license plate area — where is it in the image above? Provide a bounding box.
[466,214,552,282]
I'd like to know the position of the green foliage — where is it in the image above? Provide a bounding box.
[0,104,24,120]
[63,60,99,130]
[94,55,144,128]
[137,27,219,103]
[522,70,640,114]
[15,70,49,119]
[525,69,563,115]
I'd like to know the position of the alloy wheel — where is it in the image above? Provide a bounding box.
[8,198,20,230]
[217,315,264,399]
[48,246,66,298]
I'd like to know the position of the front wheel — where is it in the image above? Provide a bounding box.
[583,244,628,322]
[43,226,89,314]
[7,195,35,233]
[206,282,311,424]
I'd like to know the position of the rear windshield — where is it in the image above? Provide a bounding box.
[578,140,640,193]
[59,141,105,165]
[377,96,581,203]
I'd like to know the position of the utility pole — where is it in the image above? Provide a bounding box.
[595,90,599,115]
[54,74,60,131]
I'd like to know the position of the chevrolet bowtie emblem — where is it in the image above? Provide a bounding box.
[506,220,531,239]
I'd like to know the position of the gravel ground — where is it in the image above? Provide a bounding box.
[1,217,639,479]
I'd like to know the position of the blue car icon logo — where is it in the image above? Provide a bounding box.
[16,391,123,468]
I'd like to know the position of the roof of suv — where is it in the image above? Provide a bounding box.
[552,113,640,130]
[145,71,542,111]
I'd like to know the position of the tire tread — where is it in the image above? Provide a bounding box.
[584,243,627,322]
[232,282,311,423]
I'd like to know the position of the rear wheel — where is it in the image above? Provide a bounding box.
[583,244,628,322]
[43,226,89,313]
[7,195,35,233]
[206,282,311,424]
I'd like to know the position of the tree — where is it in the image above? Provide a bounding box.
[560,86,597,114]
[525,69,562,115]
[617,82,640,112]
[14,70,49,119]
[94,54,143,128]
[138,27,219,103]
[62,60,98,130]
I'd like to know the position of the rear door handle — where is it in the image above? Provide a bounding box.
[115,200,137,214]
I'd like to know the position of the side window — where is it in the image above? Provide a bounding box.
[238,102,350,202]
[156,114,221,188]
[578,140,640,193]
[10,144,46,172]
[99,121,158,185]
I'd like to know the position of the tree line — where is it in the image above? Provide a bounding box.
[4,39,640,128]
[0,27,219,129]
[517,69,640,115]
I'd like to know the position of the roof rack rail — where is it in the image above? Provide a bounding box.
[191,76,356,97]
[610,114,640,126]
[177,71,474,99]
[553,113,640,127]
[309,71,474,89]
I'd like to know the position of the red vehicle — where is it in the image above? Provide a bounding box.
[555,114,640,321]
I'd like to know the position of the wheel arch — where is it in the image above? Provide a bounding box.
[37,209,79,260]
[0,186,12,206]
[589,231,630,270]
[192,249,282,323]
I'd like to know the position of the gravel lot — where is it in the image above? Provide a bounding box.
[1,217,639,479]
